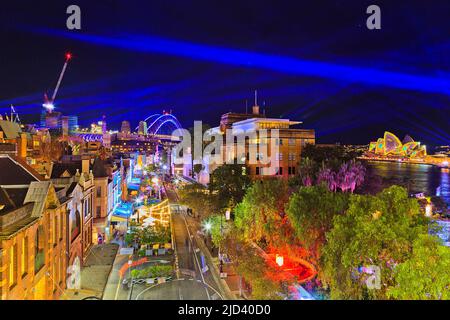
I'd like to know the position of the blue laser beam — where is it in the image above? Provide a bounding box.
[26,27,450,96]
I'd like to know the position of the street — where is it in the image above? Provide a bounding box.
[103,181,224,300]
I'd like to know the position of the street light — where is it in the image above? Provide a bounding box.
[203,221,212,232]
[276,254,284,267]
[425,203,432,217]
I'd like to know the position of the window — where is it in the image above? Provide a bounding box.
[96,206,101,218]
[277,167,283,175]
[96,187,101,197]
[276,153,283,161]
[85,197,91,217]
[54,216,58,244]
[9,244,17,287]
[292,166,296,175]
[56,256,61,285]
[256,153,264,161]
[89,196,92,214]
[288,153,296,161]
[53,216,57,246]
[53,260,57,293]
[35,226,45,273]
[21,237,28,276]
[60,213,64,241]
[255,167,260,175]
[288,138,295,146]
[70,210,81,243]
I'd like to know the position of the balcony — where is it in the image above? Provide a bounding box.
[34,250,45,274]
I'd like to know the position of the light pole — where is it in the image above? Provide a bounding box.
[219,213,223,274]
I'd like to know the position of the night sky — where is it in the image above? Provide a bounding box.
[0,0,449,148]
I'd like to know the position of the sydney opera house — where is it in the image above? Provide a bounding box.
[368,132,427,158]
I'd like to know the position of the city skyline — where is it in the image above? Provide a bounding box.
[1,1,450,305]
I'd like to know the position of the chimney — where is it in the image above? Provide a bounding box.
[18,132,27,158]
[252,90,260,115]
[82,158,90,174]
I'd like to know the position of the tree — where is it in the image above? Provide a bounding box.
[178,182,218,218]
[321,186,429,299]
[193,163,204,177]
[335,161,366,193]
[234,179,291,247]
[203,214,230,248]
[208,164,251,210]
[317,165,337,192]
[286,185,349,266]
[297,158,317,186]
[235,244,283,300]
[387,234,450,300]
[302,144,362,164]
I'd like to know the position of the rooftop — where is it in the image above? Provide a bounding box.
[0,155,43,185]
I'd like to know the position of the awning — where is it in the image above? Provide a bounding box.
[110,215,129,222]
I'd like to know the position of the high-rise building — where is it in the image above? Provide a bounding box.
[44,111,62,129]
[68,115,78,133]
[61,116,69,136]
[101,115,107,134]
[138,121,147,135]
[120,120,131,134]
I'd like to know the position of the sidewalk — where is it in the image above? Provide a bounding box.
[62,244,119,300]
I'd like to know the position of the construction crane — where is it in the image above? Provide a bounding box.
[43,52,72,112]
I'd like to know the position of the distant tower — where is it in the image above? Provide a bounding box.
[61,116,69,136]
[138,121,148,135]
[101,115,107,133]
[120,120,131,134]
[68,115,78,133]
[252,90,260,115]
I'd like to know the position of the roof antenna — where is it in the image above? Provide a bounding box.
[254,90,258,106]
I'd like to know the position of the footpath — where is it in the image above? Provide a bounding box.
[61,244,119,300]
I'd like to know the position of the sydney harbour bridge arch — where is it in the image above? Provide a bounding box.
[140,112,183,137]
[74,112,183,143]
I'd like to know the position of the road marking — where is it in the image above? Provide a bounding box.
[181,212,211,300]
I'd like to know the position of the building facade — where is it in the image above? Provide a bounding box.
[0,156,69,300]
[175,103,315,183]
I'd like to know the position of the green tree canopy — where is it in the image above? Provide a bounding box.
[387,234,450,300]
[302,144,362,165]
[203,214,231,248]
[234,179,291,247]
[235,244,282,300]
[321,185,429,299]
[178,182,218,218]
[208,164,251,210]
[286,184,349,265]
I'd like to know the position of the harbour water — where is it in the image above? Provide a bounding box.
[365,161,450,206]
